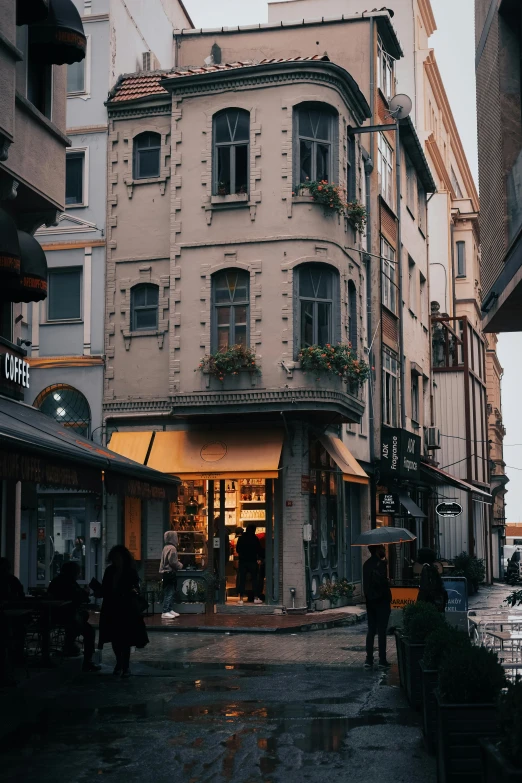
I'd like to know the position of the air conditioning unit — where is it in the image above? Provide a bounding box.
[425,426,441,450]
[142,51,159,72]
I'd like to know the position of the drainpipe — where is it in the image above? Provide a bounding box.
[396,122,406,430]
[450,220,457,317]
[363,151,374,466]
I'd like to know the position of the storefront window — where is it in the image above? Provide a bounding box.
[309,439,340,574]
[51,497,87,580]
[169,481,208,571]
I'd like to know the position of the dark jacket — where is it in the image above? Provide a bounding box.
[0,573,24,602]
[48,574,89,609]
[363,554,392,604]
[236,529,263,563]
[98,565,149,649]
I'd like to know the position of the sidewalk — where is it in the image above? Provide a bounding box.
[89,604,367,633]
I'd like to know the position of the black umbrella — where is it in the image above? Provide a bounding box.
[352,527,416,546]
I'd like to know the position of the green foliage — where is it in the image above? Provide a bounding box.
[402,601,445,643]
[297,181,367,232]
[452,551,486,588]
[197,344,261,382]
[178,580,207,603]
[438,644,506,704]
[298,343,370,387]
[498,679,522,768]
[318,579,355,601]
[505,589,522,608]
[422,624,471,670]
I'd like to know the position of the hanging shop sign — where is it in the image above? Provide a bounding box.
[380,428,421,481]
[436,502,463,518]
[1,351,30,400]
[379,493,400,515]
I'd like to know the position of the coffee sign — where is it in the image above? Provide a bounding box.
[380,428,421,481]
[2,351,30,389]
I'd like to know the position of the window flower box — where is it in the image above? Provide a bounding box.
[196,345,261,382]
[298,344,370,387]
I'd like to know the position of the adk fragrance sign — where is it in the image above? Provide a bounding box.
[380,428,421,481]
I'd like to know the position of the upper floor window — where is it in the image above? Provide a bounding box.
[67,36,89,95]
[378,35,395,101]
[456,241,466,277]
[378,133,394,207]
[295,103,336,184]
[133,132,161,180]
[381,238,397,315]
[347,135,356,202]
[382,346,400,427]
[451,166,463,198]
[212,269,249,351]
[48,268,82,321]
[213,109,249,195]
[405,154,416,214]
[35,384,91,438]
[131,284,159,331]
[66,151,86,206]
[298,264,337,349]
[411,372,420,424]
[418,182,426,234]
[348,280,357,348]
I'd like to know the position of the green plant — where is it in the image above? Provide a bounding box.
[299,179,346,215]
[452,551,486,589]
[505,589,522,608]
[298,343,370,387]
[402,601,445,642]
[498,679,522,768]
[345,200,367,233]
[438,644,506,704]
[179,580,207,603]
[318,579,355,601]
[197,344,261,382]
[422,624,471,670]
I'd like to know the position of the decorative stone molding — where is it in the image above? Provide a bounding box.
[119,265,170,350]
[103,398,172,414]
[122,124,171,199]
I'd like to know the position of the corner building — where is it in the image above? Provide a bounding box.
[104,56,373,612]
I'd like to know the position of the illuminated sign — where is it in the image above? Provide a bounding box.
[2,352,30,389]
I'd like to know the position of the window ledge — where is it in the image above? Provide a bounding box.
[408,308,417,319]
[418,226,426,239]
[65,203,87,209]
[122,328,167,350]
[381,303,399,319]
[406,205,416,221]
[43,319,83,326]
[211,193,249,205]
[128,329,162,338]
[411,420,421,430]
[456,275,467,279]
[124,175,168,199]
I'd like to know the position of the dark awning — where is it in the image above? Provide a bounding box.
[29,0,86,65]
[420,462,492,501]
[0,394,180,500]
[0,209,21,279]
[1,231,48,303]
[398,491,427,519]
[17,0,50,26]
[399,116,437,193]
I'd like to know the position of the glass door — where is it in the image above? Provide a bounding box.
[35,495,91,585]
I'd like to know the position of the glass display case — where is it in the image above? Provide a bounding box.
[169,481,208,570]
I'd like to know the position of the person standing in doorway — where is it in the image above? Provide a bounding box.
[236,525,263,605]
[159,531,183,619]
[363,544,392,669]
[98,545,149,678]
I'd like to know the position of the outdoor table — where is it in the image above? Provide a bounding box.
[0,600,71,666]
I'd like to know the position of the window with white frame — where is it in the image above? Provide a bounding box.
[295,103,336,184]
[381,237,397,315]
[65,150,86,206]
[418,181,426,234]
[48,268,82,321]
[67,36,89,95]
[378,133,394,206]
[382,346,400,427]
[419,272,426,324]
[378,35,395,101]
[456,241,466,277]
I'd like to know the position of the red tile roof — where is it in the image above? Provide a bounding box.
[108,55,330,103]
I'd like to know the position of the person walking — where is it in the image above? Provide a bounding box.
[98,545,149,678]
[362,544,392,669]
[48,561,100,673]
[416,548,448,612]
[159,531,183,619]
[236,525,263,605]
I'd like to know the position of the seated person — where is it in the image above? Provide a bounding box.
[0,557,24,601]
[48,562,100,672]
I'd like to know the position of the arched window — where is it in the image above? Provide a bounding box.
[131,284,159,331]
[212,268,249,351]
[213,109,250,195]
[348,280,357,348]
[34,384,91,438]
[295,103,337,184]
[133,132,161,179]
[297,264,338,349]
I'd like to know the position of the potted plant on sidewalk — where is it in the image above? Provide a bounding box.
[452,552,486,595]
[402,601,445,709]
[436,645,505,782]
[480,680,522,782]
[421,624,471,754]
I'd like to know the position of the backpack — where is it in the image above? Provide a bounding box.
[420,563,445,610]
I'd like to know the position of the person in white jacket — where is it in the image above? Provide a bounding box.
[159,530,183,619]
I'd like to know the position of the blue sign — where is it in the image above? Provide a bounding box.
[442,577,468,612]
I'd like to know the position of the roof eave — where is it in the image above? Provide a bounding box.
[399,116,436,192]
[374,16,403,60]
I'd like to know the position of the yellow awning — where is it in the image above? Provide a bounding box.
[146,429,284,480]
[318,434,369,485]
[108,431,154,465]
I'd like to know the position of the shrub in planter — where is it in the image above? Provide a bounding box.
[479,680,522,781]
[421,625,471,754]
[402,602,445,709]
[318,579,355,605]
[452,551,486,593]
[197,344,261,382]
[436,645,505,782]
[298,343,370,387]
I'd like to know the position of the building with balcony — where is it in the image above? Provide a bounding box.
[104,54,373,612]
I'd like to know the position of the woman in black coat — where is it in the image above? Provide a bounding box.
[98,545,149,677]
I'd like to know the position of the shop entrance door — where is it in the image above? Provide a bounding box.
[308,439,342,602]
[34,495,99,586]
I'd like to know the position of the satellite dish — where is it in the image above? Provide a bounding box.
[388,94,413,120]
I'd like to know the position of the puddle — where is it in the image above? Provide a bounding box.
[175,679,241,694]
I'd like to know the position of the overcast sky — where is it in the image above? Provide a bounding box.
[184,0,521,520]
